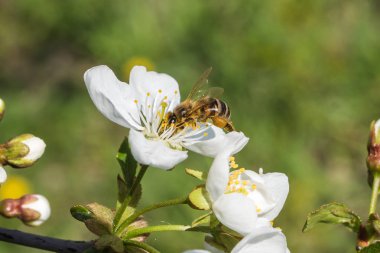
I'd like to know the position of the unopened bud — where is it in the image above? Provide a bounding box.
[0,194,51,226]
[0,166,7,184]
[0,98,4,121]
[3,134,46,168]
[367,120,380,172]
[128,217,149,242]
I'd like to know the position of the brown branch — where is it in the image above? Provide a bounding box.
[0,227,94,252]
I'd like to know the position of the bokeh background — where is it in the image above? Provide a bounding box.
[0,0,380,252]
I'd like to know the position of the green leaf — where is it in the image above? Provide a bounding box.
[303,202,362,233]
[359,242,380,253]
[95,234,124,253]
[192,212,212,227]
[188,185,211,210]
[116,175,129,209]
[116,137,137,188]
[185,168,204,181]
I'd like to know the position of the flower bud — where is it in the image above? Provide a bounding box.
[0,194,51,226]
[4,134,46,168]
[0,166,7,184]
[0,98,5,121]
[367,120,380,172]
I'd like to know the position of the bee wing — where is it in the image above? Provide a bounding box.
[186,67,213,101]
[207,87,224,99]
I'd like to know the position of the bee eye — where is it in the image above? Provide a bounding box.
[169,116,177,124]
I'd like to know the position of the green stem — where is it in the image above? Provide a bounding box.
[369,172,380,215]
[123,225,190,239]
[113,165,149,231]
[130,165,148,195]
[124,240,160,253]
[115,196,188,234]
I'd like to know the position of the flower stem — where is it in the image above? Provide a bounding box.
[123,225,190,239]
[115,196,188,234]
[124,240,160,253]
[113,165,149,231]
[369,172,380,215]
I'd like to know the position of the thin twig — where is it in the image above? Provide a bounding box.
[0,227,94,253]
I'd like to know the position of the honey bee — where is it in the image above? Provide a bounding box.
[162,67,235,133]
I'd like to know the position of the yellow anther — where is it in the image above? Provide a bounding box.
[251,184,257,190]
[164,96,168,100]
[147,92,151,96]
[158,89,162,93]
[242,180,248,186]
[134,99,138,104]
[174,90,178,94]
[203,132,208,137]
[234,180,240,185]
[256,207,262,213]
[229,156,235,162]
[148,105,151,108]
[270,221,274,226]
[231,163,239,169]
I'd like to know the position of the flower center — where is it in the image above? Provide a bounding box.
[225,157,276,214]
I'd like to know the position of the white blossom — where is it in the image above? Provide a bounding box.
[85,65,246,170]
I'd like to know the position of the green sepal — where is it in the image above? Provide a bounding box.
[117,137,138,188]
[205,235,226,253]
[70,205,93,221]
[303,202,361,233]
[359,242,380,253]
[186,226,211,233]
[185,168,204,181]
[192,212,212,227]
[95,234,124,253]
[216,232,240,252]
[188,185,211,210]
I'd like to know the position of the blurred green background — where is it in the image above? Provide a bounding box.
[1,0,380,252]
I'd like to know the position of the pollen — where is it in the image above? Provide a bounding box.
[158,89,162,93]
[251,184,257,190]
[134,99,138,104]
[174,90,178,94]
[164,96,168,100]
[256,207,262,213]
[203,132,208,136]
[231,163,239,169]
[147,92,151,96]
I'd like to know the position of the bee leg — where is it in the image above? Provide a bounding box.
[211,117,235,132]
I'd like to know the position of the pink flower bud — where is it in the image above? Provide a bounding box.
[0,194,51,226]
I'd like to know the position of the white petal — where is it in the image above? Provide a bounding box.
[22,136,46,161]
[129,66,180,115]
[128,129,188,170]
[206,153,230,201]
[0,166,7,184]
[260,173,289,221]
[84,65,142,130]
[213,193,258,236]
[22,194,51,226]
[231,227,288,253]
[185,128,249,157]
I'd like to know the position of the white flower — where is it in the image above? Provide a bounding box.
[21,194,51,226]
[206,154,289,235]
[0,166,6,184]
[5,134,46,168]
[183,227,290,253]
[84,65,246,170]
